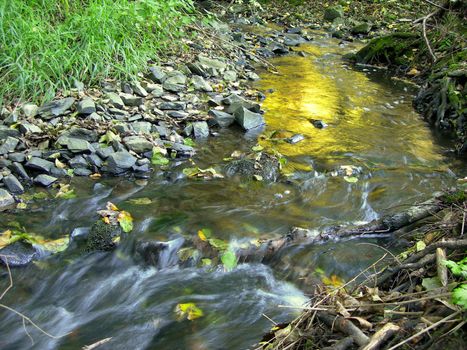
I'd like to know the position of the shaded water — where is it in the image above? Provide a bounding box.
[1,31,465,349]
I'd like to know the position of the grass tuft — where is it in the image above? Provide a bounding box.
[0,0,195,105]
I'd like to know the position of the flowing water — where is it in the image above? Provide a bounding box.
[0,30,465,350]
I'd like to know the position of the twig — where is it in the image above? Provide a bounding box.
[422,11,437,62]
[262,313,277,325]
[436,247,448,287]
[386,311,461,350]
[361,322,400,350]
[0,255,13,300]
[421,0,449,11]
[23,318,34,346]
[82,337,112,350]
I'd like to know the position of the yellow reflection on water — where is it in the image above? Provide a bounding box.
[256,42,444,170]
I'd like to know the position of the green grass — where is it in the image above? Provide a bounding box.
[0,0,195,106]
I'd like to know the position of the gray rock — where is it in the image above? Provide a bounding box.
[198,55,226,71]
[8,152,26,163]
[96,146,115,159]
[225,153,280,182]
[38,97,75,116]
[193,121,210,138]
[192,75,213,92]
[167,111,188,119]
[0,241,37,267]
[0,137,19,154]
[187,62,207,77]
[269,43,289,54]
[3,113,18,126]
[159,101,186,110]
[77,97,96,114]
[34,174,57,187]
[287,134,305,144]
[208,110,235,128]
[106,92,125,109]
[0,188,15,209]
[85,153,103,168]
[148,66,167,83]
[68,155,88,168]
[149,85,164,97]
[10,162,30,180]
[107,151,137,171]
[246,71,260,81]
[60,127,98,142]
[222,94,261,114]
[351,22,371,35]
[87,220,122,251]
[120,93,143,107]
[284,34,306,46]
[26,157,54,173]
[19,122,42,135]
[324,6,344,21]
[162,72,187,92]
[124,136,153,153]
[131,82,148,97]
[0,125,20,139]
[130,121,152,134]
[22,103,39,118]
[70,227,90,242]
[166,142,195,157]
[3,174,24,194]
[73,168,92,176]
[223,70,238,82]
[61,137,94,153]
[311,119,328,129]
[50,166,68,178]
[234,107,265,130]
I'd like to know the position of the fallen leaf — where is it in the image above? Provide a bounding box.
[175,303,204,321]
[117,211,133,233]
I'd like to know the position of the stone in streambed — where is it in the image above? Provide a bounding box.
[0,241,37,267]
[193,121,209,139]
[123,136,153,153]
[208,110,235,128]
[3,174,24,194]
[86,220,123,252]
[105,151,137,174]
[0,137,19,154]
[26,157,54,173]
[0,188,15,210]
[77,97,96,115]
[224,153,280,182]
[34,174,57,187]
[234,107,264,130]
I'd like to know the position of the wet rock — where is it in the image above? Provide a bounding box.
[148,66,167,83]
[136,240,169,266]
[167,111,188,119]
[22,103,39,118]
[74,168,92,176]
[19,122,42,135]
[287,134,305,144]
[234,107,265,130]
[61,137,95,153]
[208,110,235,128]
[8,152,26,163]
[70,227,90,242]
[106,92,125,109]
[269,43,289,54]
[193,121,210,139]
[310,119,328,129]
[0,188,15,209]
[284,34,306,46]
[26,157,54,173]
[246,71,260,81]
[10,162,30,180]
[225,153,280,182]
[166,142,195,157]
[0,241,37,267]
[0,125,20,139]
[77,97,96,115]
[0,137,19,154]
[324,6,344,21]
[159,101,186,110]
[120,93,143,107]
[3,174,24,194]
[123,136,153,153]
[61,127,98,142]
[86,220,122,251]
[96,146,115,159]
[68,155,88,168]
[222,94,261,114]
[3,113,18,126]
[85,153,103,168]
[351,22,372,35]
[106,151,137,173]
[34,174,57,187]
[38,97,75,117]
[192,75,213,92]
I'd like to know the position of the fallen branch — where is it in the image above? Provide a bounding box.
[317,312,369,347]
[361,323,400,350]
[422,12,437,62]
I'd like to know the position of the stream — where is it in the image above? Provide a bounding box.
[0,30,465,350]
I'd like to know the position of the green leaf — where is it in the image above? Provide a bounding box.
[151,151,169,166]
[208,238,228,251]
[175,302,204,321]
[128,197,152,205]
[416,240,426,252]
[253,174,263,181]
[343,176,358,183]
[117,211,133,233]
[452,284,467,310]
[198,228,212,241]
[221,250,237,271]
[422,277,442,291]
[201,258,212,266]
[252,144,264,152]
[183,138,196,147]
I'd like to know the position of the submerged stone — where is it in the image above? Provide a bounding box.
[0,241,38,267]
[0,188,15,209]
[86,220,123,251]
[234,107,265,130]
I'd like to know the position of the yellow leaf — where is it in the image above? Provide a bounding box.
[175,302,204,321]
[108,202,119,211]
[89,173,101,179]
[103,217,111,225]
[198,230,207,241]
[0,230,12,249]
[55,158,66,169]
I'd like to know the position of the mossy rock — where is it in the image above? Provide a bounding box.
[224,153,280,182]
[355,32,420,66]
[86,220,123,252]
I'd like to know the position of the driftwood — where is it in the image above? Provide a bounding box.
[317,312,369,347]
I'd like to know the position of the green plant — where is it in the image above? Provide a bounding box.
[0,0,195,105]
[444,256,467,310]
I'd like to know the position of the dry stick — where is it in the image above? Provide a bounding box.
[317,312,369,347]
[0,255,13,300]
[422,11,437,62]
[322,336,354,350]
[386,311,461,350]
[361,322,400,350]
[82,337,113,350]
[436,247,448,287]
